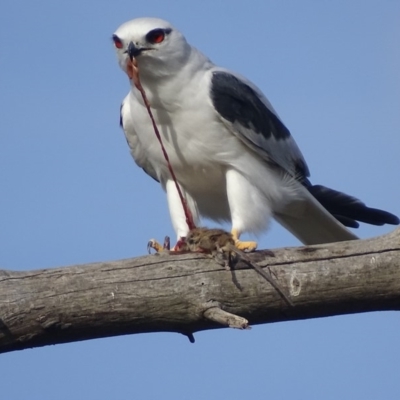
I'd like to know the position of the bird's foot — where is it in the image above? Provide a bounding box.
[231,229,257,252]
[147,239,164,254]
[147,236,188,254]
[147,236,171,254]
[234,240,258,252]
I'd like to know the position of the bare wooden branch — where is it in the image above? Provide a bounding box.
[1,228,400,354]
[202,301,250,329]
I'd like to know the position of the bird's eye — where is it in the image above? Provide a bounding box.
[146,28,169,44]
[112,35,123,49]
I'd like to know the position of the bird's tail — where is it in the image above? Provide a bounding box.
[274,184,399,245]
[308,184,400,228]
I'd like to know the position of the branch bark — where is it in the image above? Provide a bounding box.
[1,229,400,354]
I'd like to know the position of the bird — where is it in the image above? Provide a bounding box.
[112,17,399,251]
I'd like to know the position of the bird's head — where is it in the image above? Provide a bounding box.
[112,17,191,80]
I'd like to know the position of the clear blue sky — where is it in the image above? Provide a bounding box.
[1,1,400,399]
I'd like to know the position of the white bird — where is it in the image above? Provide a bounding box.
[113,17,399,251]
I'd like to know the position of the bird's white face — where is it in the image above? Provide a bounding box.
[113,17,190,80]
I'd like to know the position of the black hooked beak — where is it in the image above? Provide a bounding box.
[127,41,144,60]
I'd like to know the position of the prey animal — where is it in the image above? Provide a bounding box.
[182,228,293,306]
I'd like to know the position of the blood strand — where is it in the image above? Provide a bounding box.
[127,59,196,231]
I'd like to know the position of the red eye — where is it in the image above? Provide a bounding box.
[146,28,166,44]
[112,35,123,49]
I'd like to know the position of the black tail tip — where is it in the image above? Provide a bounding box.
[309,184,400,228]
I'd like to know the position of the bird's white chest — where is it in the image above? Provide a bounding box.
[125,87,242,189]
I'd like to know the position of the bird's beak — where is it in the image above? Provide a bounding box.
[127,41,143,60]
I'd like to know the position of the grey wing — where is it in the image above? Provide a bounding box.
[120,96,159,182]
[209,70,360,244]
[208,71,399,243]
[209,70,309,182]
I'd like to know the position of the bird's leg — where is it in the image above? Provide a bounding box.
[225,169,260,252]
[231,229,257,252]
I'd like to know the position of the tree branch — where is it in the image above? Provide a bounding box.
[1,229,400,354]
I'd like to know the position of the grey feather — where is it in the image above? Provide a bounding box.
[274,188,359,244]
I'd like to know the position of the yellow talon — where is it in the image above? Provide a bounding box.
[231,229,257,252]
[147,238,164,254]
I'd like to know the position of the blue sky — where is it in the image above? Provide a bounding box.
[1,1,400,399]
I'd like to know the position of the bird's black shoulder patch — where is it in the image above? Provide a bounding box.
[210,71,290,141]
